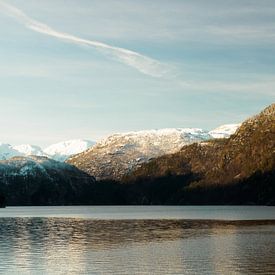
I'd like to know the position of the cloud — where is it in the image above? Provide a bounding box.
[0,1,168,77]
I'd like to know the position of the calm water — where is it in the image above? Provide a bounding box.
[0,206,274,275]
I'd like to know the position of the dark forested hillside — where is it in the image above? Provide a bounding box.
[0,156,95,206]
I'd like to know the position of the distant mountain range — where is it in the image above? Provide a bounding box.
[0,104,274,206]
[67,125,240,180]
[0,126,239,164]
[0,125,239,166]
[0,139,95,162]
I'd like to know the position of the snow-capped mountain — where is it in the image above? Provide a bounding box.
[67,128,212,180]
[67,125,242,180]
[0,123,240,164]
[97,128,211,155]
[209,124,241,139]
[44,139,96,162]
[0,143,23,160]
[0,140,95,162]
[13,144,45,157]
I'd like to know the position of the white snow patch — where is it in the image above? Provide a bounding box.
[44,139,95,161]
[209,124,241,139]
[13,144,45,156]
[0,143,23,160]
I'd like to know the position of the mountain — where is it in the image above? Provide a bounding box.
[0,140,95,162]
[124,104,275,205]
[209,123,241,138]
[0,124,238,163]
[0,156,95,206]
[13,144,45,156]
[67,128,214,180]
[0,105,272,206]
[44,139,96,162]
[0,143,23,160]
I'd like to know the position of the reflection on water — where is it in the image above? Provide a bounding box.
[0,218,274,274]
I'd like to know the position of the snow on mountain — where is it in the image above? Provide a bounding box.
[0,123,240,164]
[209,124,241,139]
[13,144,45,156]
[67,128,212,180]
[0,140,95,162]
[44,139,96,162]
[0,143,23,160]
[97,128,211,152]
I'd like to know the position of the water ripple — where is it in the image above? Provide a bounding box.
[0,218,274,274]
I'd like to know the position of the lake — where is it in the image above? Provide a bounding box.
[0,206,274,274]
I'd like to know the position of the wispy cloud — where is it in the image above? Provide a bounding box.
[0,1,168,77]
[179,78,275,97]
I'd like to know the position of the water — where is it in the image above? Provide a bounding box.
[0,206,274,275]
[1,205,275,220]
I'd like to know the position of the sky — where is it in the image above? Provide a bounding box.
[0,0,274,147]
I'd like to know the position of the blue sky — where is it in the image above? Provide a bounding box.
[0,0,274,147]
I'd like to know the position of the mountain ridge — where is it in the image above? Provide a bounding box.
[67,125,240,180]
[0,125,239,163]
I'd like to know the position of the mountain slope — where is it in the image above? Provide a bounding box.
[67,128,212,180]
[128,104,274,183]
[124,104,275,204]
[0,156,95,206]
